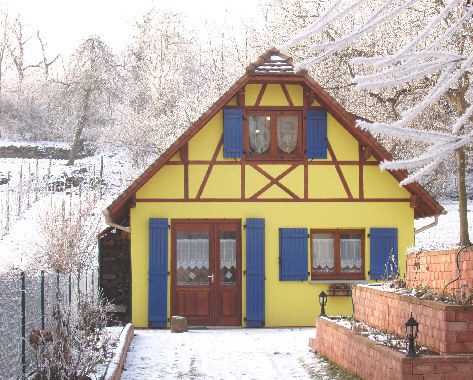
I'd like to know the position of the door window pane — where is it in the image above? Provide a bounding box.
[249,115,271,154]
[312,233,334,273]
[177,231,209,286]
[220,231,236,286]
[340,233,362,273]
[277,115,298,154]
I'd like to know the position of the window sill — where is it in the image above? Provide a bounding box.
[309,279,370,284]
[245,155,304,161]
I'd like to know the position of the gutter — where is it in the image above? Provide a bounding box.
[102,209,131,234]
[414,209,447,235]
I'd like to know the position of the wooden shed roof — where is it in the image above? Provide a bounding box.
[106,49,443,225]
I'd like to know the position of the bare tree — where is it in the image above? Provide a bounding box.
[0,11,11,105]
[36,30,59,80]
[9,16,40,86]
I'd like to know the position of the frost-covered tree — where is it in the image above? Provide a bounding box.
[281,0,473,245]
[116,8,251,169]
[60,36,124,165]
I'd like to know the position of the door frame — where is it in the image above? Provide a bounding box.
[170,219,242,326]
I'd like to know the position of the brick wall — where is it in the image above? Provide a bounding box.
[352,285,473,355]
[407,247,473,294]
[313,317,473,380]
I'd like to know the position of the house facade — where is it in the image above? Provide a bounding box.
[105,49,443,328]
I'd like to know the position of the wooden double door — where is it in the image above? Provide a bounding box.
[171,219,242,326]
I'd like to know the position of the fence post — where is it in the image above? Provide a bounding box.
[77,271,80,303]
[21,271,26,377]
[68,274,71,306]
[56,270,59,308]
[91,270,94,302]
[41,270,45,330]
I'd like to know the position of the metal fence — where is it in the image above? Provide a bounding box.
[0,270,98,379]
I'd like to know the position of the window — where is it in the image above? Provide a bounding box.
[311,229,365,280]
[246,111,302,159]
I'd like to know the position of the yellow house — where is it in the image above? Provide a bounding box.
[105,49,442,328]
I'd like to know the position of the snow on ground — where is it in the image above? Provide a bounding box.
[413,199,473,253]
[0,138,137,272]
[120,328,351,380]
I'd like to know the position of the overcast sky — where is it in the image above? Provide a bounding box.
[3,0,262,59]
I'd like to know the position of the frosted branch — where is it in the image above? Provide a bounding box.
[369,0,461,68]
[280,0,350,52]
[398,157,445,185]
[357,119,457,144]
[452,103,473,134]
[354,58,460,90]
[397,53,473,124]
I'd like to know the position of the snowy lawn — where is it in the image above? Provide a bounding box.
[120,327,359,380]
[413,200,473,253]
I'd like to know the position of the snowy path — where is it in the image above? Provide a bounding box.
[120,328,352,380]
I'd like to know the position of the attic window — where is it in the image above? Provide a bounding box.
[246,111,302,159]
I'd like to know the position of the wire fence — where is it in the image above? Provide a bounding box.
[0,270,99,380]
[0,158,104,240]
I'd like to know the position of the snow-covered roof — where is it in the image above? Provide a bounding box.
[106,48,443,225]
[245,48,305,76]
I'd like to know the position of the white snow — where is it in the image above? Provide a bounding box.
[120,328,331,380]
[413,200,473,253]
[0,139,136,273]
[103,323,131,379]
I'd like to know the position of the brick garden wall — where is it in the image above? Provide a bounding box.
[407,247,473,294]
[313,317,473,380]
[352,285,473,355]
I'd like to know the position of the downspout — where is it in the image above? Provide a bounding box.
[102,209,131,234]
[414,210,447,235]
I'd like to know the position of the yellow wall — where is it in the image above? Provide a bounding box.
[129,83,415,327]
[131,202,413,327]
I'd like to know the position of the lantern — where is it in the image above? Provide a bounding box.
[319,290,327,317]
[405,314,419,357]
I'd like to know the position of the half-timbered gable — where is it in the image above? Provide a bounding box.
[105,48,443,328]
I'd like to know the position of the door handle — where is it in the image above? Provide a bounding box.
[208,274,214,283]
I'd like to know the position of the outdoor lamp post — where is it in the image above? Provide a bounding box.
[319,290,327,317]
[405,314,419,357]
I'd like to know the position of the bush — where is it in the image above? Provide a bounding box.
[29,293,113,380]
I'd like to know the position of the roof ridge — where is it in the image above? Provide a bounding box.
[245,47,306,76]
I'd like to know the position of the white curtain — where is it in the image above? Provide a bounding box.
[177,239,209,269]
[340,238,362,270]
[249,116,270,154]
[220,239,236,268]
[312,237,334,272]
[277,115,298,153]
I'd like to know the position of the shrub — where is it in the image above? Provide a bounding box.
[29,292,113,380]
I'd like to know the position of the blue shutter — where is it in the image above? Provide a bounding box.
[369,228,398,280]
[246,218,265,327]
[279,228,308,281]
[148,218,168,327]
[224,109,243,158]
[306,110,327,159]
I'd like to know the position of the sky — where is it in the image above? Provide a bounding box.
[3,0,262,60]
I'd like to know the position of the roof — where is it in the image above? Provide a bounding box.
[107,48,443,224]
[246,47,304,76]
